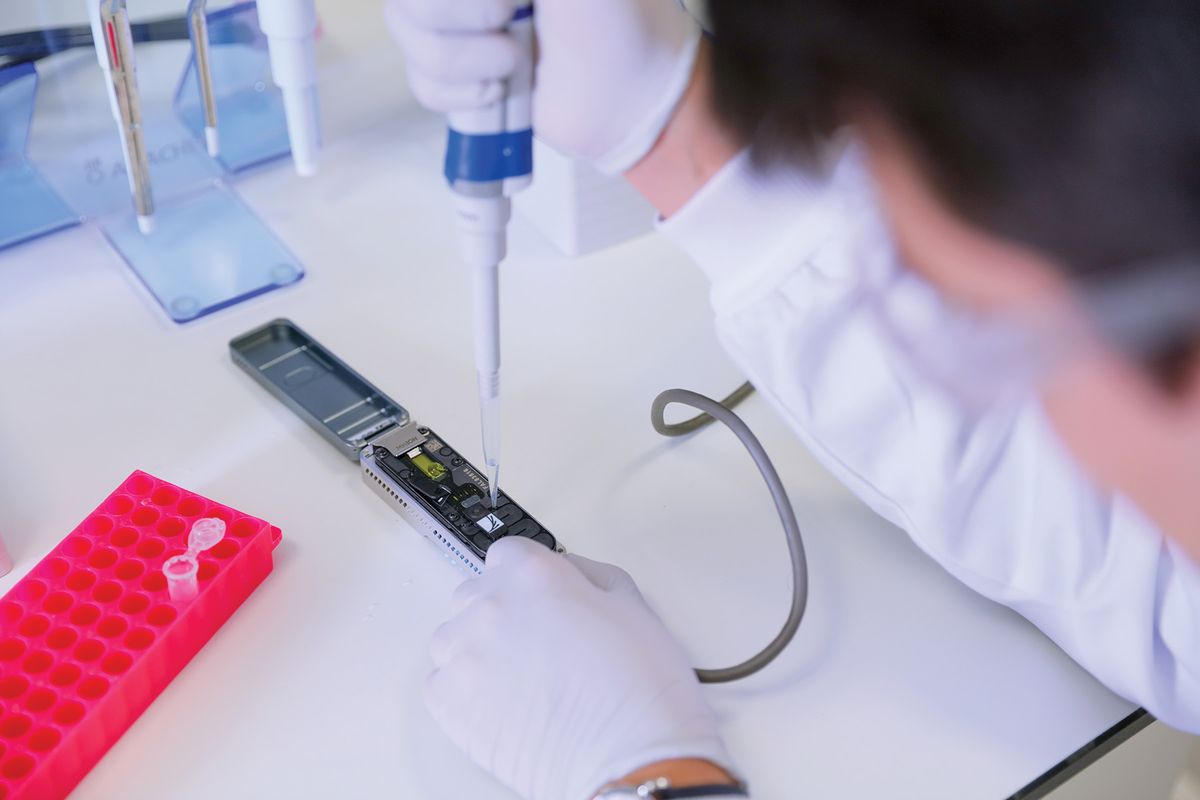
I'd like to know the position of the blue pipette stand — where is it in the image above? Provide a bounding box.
[0,63,79,251]
[3,1,304,323]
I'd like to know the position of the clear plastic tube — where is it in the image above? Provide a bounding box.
[162,517,226,603]
[163,554,199,602]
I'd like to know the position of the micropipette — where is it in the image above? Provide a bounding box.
[186,0,220,157]
[90,0,155,234]
[444,2,534,507]
[256,0,320,176]
[162,517,226,602]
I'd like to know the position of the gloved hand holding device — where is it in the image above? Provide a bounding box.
[384,0,702,174]
[425,537,734,800]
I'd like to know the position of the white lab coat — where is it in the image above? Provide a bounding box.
[659,144,1200,733]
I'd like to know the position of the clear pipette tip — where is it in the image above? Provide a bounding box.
[478,372,501,508]
[282,85,320,177]
[136,215,155,235]
[486,462,500,508]
[205,126,220,158]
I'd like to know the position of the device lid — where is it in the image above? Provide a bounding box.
[230,318,409,461]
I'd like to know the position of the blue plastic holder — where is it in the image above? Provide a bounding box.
[3,2,305,324]
[104,181,302,321]
[0,63,79,250]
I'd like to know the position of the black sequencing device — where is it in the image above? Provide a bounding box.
[230,319,561,575]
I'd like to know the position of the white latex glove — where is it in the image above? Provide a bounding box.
[425,537,732,800]
[384,0,702,173]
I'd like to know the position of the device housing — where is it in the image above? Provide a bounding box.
[230,319,561,575]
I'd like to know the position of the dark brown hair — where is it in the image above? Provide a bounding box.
[708,0,1200,277]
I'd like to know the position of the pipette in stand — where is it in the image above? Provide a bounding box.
[444,3,534,508]
[256,0,320,176]
[186,0,220,157]
[89,0,154,234]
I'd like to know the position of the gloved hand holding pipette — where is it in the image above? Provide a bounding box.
[387,0,700,174]
[387,0,700,512]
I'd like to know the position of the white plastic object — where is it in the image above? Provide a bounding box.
[162,517,226,602]
[205,127,220,159]
[455,193,508,509]
[255,0,320,176]
[452,194,508,484]
[188,517,226,551]
[514,140,656,257]
[163,554,199,602]
[445,2,534,511]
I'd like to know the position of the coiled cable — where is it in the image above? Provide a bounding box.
[650,385,808,683]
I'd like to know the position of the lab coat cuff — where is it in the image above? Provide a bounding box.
[658,150,830,313]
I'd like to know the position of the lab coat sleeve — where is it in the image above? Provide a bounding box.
[658,148,1200,733]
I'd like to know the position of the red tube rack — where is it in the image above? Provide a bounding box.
[0,471,282,799]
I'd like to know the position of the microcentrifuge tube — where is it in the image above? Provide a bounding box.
[162,518,226,602]
[163,554,199,602]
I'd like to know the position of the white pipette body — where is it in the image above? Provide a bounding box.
[256,0,321,177]
[456,194,509,506]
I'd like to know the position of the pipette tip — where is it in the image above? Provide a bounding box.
[487,463,499,508]
[163,554,199,602]
[136,215,155,235]
[205,126,220,158]
[294,158,318,178]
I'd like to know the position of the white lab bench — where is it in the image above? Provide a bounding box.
[0,3,1147,798]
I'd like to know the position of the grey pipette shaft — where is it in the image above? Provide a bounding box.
[98,0,154,233]
[187,0,219,156]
